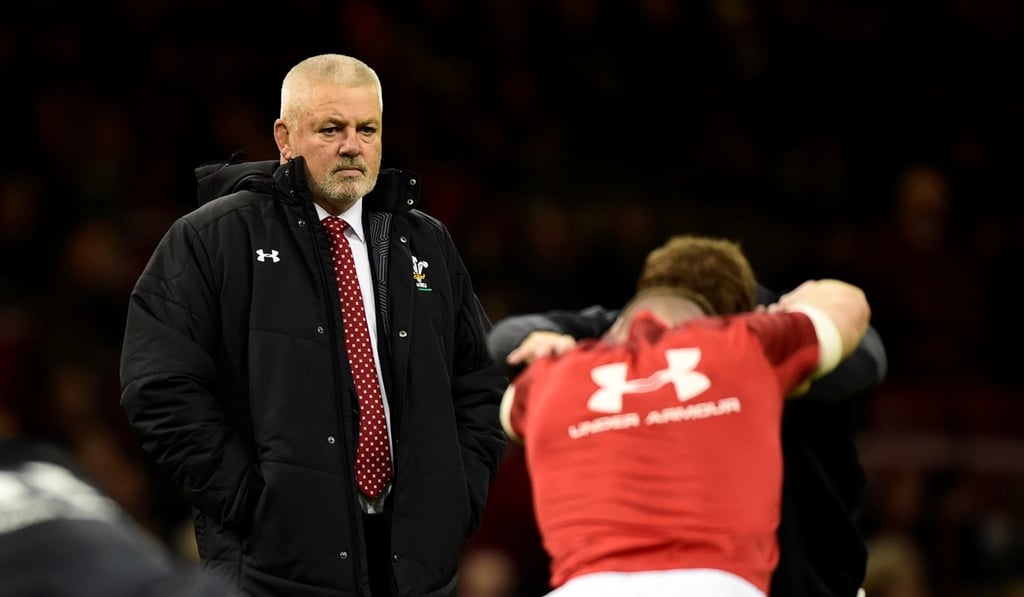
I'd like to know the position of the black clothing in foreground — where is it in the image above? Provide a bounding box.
[0,439,236,597]
[486,284,887,597]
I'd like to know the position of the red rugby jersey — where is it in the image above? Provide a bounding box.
[503,310,821,594]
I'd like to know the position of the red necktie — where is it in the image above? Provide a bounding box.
[323,216,393,499]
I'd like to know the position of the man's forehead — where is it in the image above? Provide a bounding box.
[307,109,380,125]
[301,86,381,122]
[302,83,379,106]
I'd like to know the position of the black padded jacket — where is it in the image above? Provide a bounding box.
[120,157,507,597]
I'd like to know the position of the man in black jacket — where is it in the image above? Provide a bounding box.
[487,284,886,597]
[120,54,507,597]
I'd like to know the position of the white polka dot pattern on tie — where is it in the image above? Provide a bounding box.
[322,216,393,499]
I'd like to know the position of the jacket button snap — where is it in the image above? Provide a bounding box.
[398,330,408,338]
[339,551,348,559]
[392,554,399,562]
[406,198,414,206]
[399,236,407,243]
[327,436,336,444]
[298,219,306,227]
[317,326,325,334]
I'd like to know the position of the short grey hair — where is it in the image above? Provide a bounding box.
[279,54,383,124]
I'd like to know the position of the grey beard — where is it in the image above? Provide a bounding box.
[310,175,376,212]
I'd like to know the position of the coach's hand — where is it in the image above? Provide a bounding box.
[507,331,577,366]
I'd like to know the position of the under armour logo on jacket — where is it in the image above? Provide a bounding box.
[256,249,280,263]
[588,348,711,413]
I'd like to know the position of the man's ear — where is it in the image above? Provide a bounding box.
[273,119,291,160]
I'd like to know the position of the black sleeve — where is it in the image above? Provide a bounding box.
[440,224,509,533]
[485,304,620,363]
[119,218,262,531]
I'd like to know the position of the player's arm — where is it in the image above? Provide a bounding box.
[775,279,871,360]
[759,284,885,402]
[770,279,872,396]
[803,324,885,401]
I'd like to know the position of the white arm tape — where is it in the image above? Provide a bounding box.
[789,303,843,378]
[499,384,522,443]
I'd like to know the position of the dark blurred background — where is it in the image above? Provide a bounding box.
[1,1,1022,596]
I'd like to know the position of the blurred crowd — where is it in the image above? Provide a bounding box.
[2,1,1023,596]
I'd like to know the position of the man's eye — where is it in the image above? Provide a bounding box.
[321,126,338,134]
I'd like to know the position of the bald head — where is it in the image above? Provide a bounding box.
[606,287,710,342]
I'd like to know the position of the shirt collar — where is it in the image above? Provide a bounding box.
[628,310,672,344]
[315,200,366,243]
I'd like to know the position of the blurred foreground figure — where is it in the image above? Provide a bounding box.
[500,235,873,597]
[0,303,236,597]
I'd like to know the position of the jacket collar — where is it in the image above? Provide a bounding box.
[195,154,423,215]
[195,153,277,207]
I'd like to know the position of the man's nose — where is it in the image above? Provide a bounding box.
[337,130,361,154]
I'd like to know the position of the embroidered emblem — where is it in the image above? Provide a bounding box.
[411,255,431,291]
[256,249,280,263]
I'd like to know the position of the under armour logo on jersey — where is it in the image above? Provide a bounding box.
[256,249,280,263]
[588,348,711,413]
